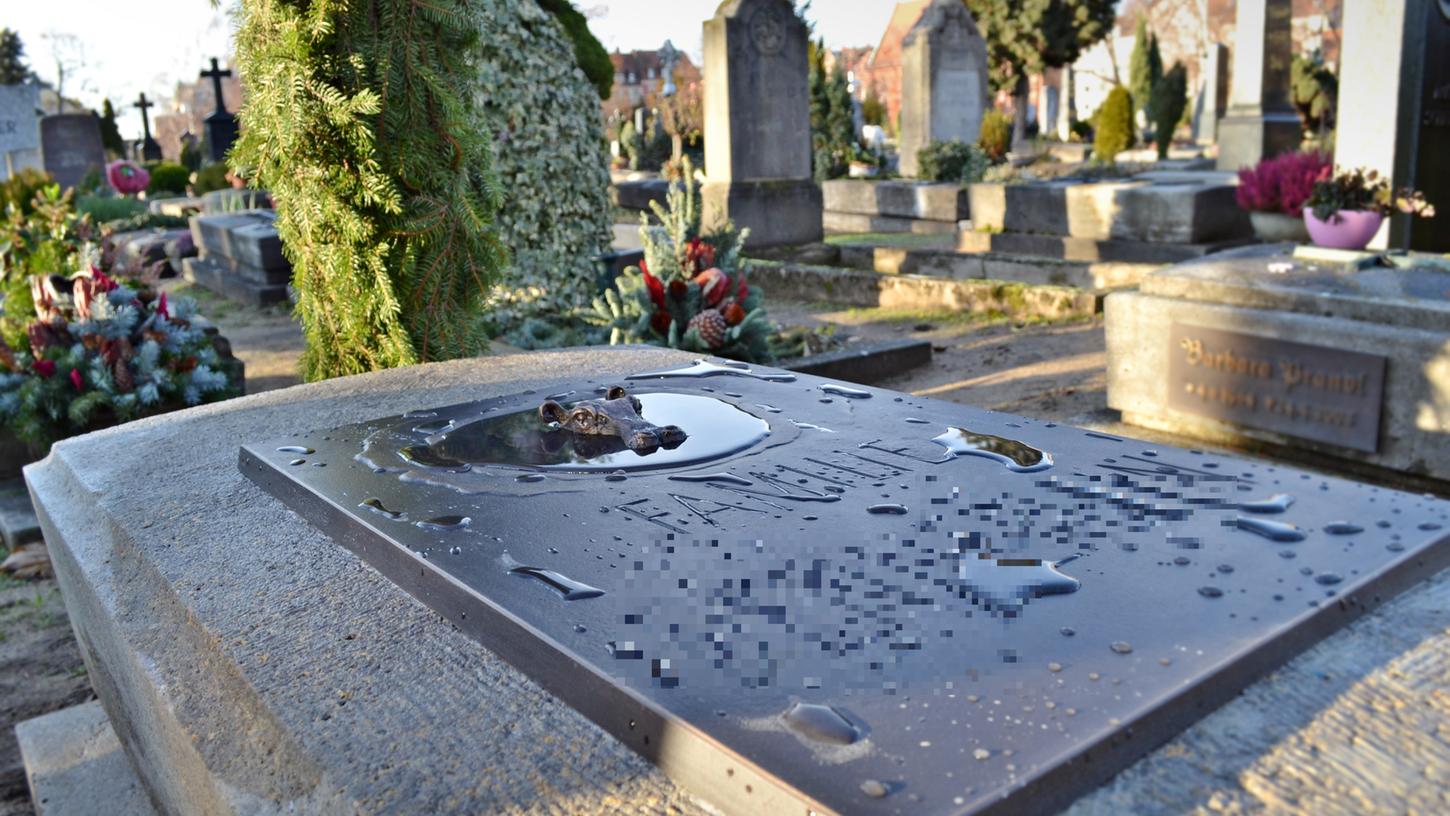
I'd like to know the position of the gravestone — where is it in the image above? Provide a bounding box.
[1335,0,1448,252]
[199,58,239,163]
[39,113,105,190]
[1108,245,1450,479]
[1192,43,1227,145]
[182,210,291,306]
[0,84,42,179]
[1215,0,1299,170]
[27,348,1450,816]
[1055,65,1076,141]
[701,0,822,247]
[898,0,990,178]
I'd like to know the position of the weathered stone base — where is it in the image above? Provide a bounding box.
[823,211,958,235]
[956,230,1252,265]
[15,701,156,816]
[182,257,290,307]
[749,260,1099,319]
[702,178,822,247]
[1106,289,1450,480]
[1215,111,1303,171]
[836,245,1157,290]
[969,178,1252,243]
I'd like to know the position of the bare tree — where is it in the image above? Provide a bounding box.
[40,31,86,114]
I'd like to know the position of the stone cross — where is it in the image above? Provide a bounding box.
[200,57,232,116]
[701,0,821,247]
[1215,0,1299,170]
[133,93,161,161]
[199,57,241,164]
[897,0,990,178]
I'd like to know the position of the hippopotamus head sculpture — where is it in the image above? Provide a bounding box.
[539,386,687,454]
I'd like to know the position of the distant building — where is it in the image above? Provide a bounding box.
[852,0,930,129]
[603,48,702,122]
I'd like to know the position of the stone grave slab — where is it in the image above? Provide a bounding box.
[238,355,1449,816]
[1108,246,1450,481]
[39,114,104,190]
[183,210,291,306]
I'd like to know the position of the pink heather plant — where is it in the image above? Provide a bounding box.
[1236,152,1331,216]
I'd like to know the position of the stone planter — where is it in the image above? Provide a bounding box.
[1249,211,1310,243]
[1303,207,1383,250]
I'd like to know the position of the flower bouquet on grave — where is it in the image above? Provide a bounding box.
[0,266,240,447]
[1235,151,1331,243]
[585,157,773,363]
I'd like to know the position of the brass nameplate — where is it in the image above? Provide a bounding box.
[1167,323,1386,452]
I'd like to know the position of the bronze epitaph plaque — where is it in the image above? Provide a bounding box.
[1168,323,1386,452]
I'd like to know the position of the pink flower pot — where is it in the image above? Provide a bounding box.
[1302,207,1383,250]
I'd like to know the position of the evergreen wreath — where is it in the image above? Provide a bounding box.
[586,158,773,363]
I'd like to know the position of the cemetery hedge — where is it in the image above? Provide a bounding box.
[472,0,614,336]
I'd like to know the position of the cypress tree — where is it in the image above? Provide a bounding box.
[98,99,125,157]
[233,0,507,381]
[0,29,27,85]
[1128,19,1162,122]
[1150,63,1187,159]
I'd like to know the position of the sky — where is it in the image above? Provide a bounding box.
[8,1,898,139]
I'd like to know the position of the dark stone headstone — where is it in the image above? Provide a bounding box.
[182,210,291,306]
[200,58,239,162]
[39,113,105,190]
[1216,0,1299,170]
[241,361,1450,816]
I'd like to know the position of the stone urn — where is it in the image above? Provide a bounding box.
[1303,207,1384,250]
[1249,211,1310,244]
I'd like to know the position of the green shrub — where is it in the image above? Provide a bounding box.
[1150,63,1188,159]
[1093,86,1135,161]
[1128,18,1162,119]
[76,194,146,224]
[0,168,53,217]
[192,163,231,194]
[977,110,1013,162]
[179,140,203,172]
[535,0,613,100]
[917,140,990,184]
[146,162,191,195]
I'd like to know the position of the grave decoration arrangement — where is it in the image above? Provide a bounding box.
[0,267,239,447]
[1303,167,1434,250]
[105,160,151,196]
[0,185,239,447]
[586,158,772,363]
[1235,151,1331,242]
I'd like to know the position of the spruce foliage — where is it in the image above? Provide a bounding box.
[233,0,507,381]
[0,29,27,85]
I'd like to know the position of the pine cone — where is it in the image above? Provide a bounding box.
[111,358,134,392]
[687,309,727,349]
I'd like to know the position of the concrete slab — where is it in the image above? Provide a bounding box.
[836,245,1157,291]
[822,180,969,223]
[968,180,1251,244]
[14,701,156,816]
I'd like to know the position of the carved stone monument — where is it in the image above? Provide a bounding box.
[701,0,822,247]
[1215,0,1299,170]
[898,0,990,178]
[39,113,105,190]
[1334,0,1448,251]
